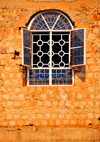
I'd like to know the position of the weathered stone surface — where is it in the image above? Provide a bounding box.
[0,127,99,141]
[0,0,100,141]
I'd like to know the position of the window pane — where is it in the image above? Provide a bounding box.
[30,15,49,30]
[53,14,72,30]
[29,69,49,85]
[52,69,73,85]
[70,29,85,66]
[71,29,84,48]
[23,29,32,67]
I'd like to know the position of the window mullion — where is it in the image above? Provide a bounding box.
[32,34,33,68]
[52,14,60,30]
[41,15,50,30]
[49,31,52,85]
[69,33,71,68]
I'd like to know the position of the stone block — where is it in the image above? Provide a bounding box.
[9,121,16,126]
[88,113,93,119]
[3,94,9,100]
[7,114,12,120]
[37,101,43,106]
[51,113,57,119]
[44,101,51,107]
[41,94,47,99]
[17,120,24,126]
[56,120,62,125]
[70,120,77,125]
[85,119,92,125]
[7,101,13,107]
[14,114,20,119]
[37,114,43,119]
[14,102,20,107]
[63,120,69,125]
[41,120,48,126]
[2,121,8,127]
[49,120,55,125]
[59,114,65,119]
[18,94,24,100]
[22,114,27,119]
[45,113,50,119]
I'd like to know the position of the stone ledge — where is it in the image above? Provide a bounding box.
[0,127,99,142]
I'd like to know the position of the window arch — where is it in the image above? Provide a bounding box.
[28,10,73,31]
[22,10,85,86]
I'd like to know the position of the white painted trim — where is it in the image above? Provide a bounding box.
[27,84,73,87]
[71,28,86,68]
[70,46,84,49]
[69,33,71,68]
[41,15,50,30]
[22,28,24,65]
[72,64,85,67]
[22,28,32,67]
[32,34,33,68]
[84,28,86,65]
[29,67,70,69]
[52,14,60,30]
[30,30,71,32]
[50,31,52,85]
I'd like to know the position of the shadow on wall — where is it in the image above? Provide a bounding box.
[74,66,85,82]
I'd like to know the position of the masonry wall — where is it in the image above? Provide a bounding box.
[0,0,100,141]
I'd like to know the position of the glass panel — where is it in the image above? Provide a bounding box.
[52,69,73,85]
[23,30,29,47]
[24,48,30,65]
[30,15,49,30]
[29,11,73,30]
[23,29,32,67]
[42,11,60,29]
[53,14,72,30]
[71,29,84,48]
[29,69,49,85]
[70,47,84,65]
[70,29,85,66]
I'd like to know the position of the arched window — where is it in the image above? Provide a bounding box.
[28,10,73,30]
[22,10,85,86]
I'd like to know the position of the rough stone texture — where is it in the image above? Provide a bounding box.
[0,0,100,141]
[0,127,100,142]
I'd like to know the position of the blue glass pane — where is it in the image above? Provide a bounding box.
[70,29,85,66]
[29,69,49,85]
[71,29,84,48]
[53,14,72,30]
[42,11,59,29]
[23,29,30,47]
[30,15,49,30]
[23,29,31,66]
[74,48,84,65]
[52,69,73,85]
[24,48,31,65]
